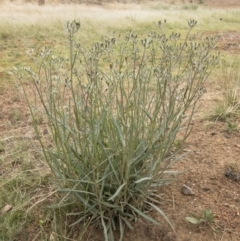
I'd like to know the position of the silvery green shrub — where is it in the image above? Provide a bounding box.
[20,19,218,241]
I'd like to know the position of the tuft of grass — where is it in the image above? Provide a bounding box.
[226,119,238,133]
[186,208,216,231]
[18,19,218,241]
[208,58,240,121]
[0,138,36,234]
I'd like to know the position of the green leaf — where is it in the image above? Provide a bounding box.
[127,203,160,225]
[119,217,124,241]
[101,216,109,241]
[112,118,125,146]
[59,188,95,196]
[146,201,174,231]
[134,177,152,184]
[185,217,201,224]
[121,216,133,230]
[100,201,120,209]
[69,215,87,227]
[108,183,126,201]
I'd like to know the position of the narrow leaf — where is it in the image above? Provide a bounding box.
[119,217,124,241]
[100,201,120,209]
[112,118,125,146]
[127,203,160,225]
[59,188,95,196]
[134,177,152,184]
[108,183,126,201]
[101,217,109,241]
[69,215,87,227]
[122,217,133,230]
[146,201,174,231]
[185,217,201,224]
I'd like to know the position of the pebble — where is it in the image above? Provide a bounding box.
[181,184,195,195]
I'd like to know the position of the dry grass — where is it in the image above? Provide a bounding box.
[0,1,233,25]
[0,1,239,41]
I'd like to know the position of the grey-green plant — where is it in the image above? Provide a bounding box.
[186,208,214,224]
[19,19,218,241]
[186,208,216,231]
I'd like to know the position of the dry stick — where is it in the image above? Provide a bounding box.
[27,189,58,214]
[220,229,226,241]
[32,231,41,241]
[172,192,175,210]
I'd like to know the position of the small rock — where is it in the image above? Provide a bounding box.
[225,167,232,178]
[232,174,240,182]
[224,133,230,139]
[181,184,194,195]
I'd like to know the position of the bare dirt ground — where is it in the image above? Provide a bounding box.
[1,1,240,241]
